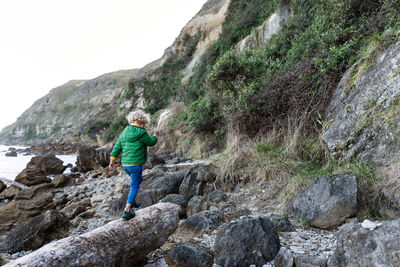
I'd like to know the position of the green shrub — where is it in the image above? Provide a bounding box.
[187,93,222,133]
[168,110,188,127]
[103,115,128,141]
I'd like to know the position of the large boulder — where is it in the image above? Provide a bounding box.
[136,170,187,208]
[166,242,213,267]
[323,40,400,164]
[328,220,400,266]
[15,168,52,186]
[291,173,358,229]
[214,216,281,267]
[0,183,55,233]
[76,146,109,172]
[27,155,67,175]
[144,153,166,169]
[0,210,70,254]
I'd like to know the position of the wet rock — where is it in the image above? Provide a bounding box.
[52,174,76,188]
[0,181,6,194]
[291,173,357,229]
[76,146,109,172]
[27,155,67,175]
[267,214,294,232]
[214,216,280,267]
[166,242,213,267]
[15,168,51,186]
[0,186,21,201]
[159,194,188,217]
[294,255,327,267]
[186,196,208,217]
[0,210,69,254]
[5,151,17,157]
[274,247,294,267]
[182,210,224,233]
[328,219,400,267]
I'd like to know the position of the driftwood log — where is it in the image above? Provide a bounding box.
[4,202,181,267]
[0,177,28,190]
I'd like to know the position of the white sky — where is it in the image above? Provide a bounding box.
[0,0,208,131]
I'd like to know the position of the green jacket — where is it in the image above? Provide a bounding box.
[110,125,157,165]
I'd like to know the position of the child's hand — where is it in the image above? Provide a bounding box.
[109,161,116,170]
[154,129,159,136]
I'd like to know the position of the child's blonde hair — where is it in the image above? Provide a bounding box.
[126,110,150,126]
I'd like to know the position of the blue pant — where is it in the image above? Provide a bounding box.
[123,165,143,204]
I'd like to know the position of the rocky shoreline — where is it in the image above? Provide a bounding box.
[0,146,399,266]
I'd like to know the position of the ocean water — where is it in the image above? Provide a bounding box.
[0,145,77,180]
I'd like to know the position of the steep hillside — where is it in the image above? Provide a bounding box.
[0,69,139,144]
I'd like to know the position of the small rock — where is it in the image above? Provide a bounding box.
[159,194,188,217]
[187,196,208,217]
[15,168,51,186]
[166,242,214,267]
[0,181,6,194]
[361,219,382,230]
[294,255,327,267]
[274,247,294,267]
[5,151,17,157]
[0,185,21,200]
[182,210,224,233]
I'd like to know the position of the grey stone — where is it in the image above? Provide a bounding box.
[328,220,400,267]
[187,196,208,217]
[294,255,326,267]
[0,210,69,254]
[166,242,213,267]
[179,166,215,199]
[5,151,17,157]
[291,173,357,229]
[159,194,188,217]
[274,247,294,267]
[182,210,224,233]
[214,216,280,267]
[267,214,294,232]
[323,40,400,164]
[207,190,228,205]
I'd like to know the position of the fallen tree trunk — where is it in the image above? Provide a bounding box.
[0,177,28,190]
[4,202,181,267]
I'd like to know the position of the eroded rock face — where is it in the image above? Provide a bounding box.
[328,220,400,267]
[166,242,214,267]
[323,40,400,164]
[27,155,67,175]
[214,216,280,267]
[235,4,292,51]
[15,168,51,187]
[291,173,358,229]
[0,210,70,254]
